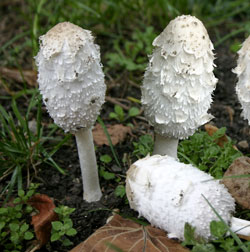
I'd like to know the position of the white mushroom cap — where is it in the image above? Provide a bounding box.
[142,15,217,139]
[36,22,106,133]
[233,35,250,122]
[126,155,235,241]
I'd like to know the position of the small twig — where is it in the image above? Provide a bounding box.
[127,79,141,89]
[105,96,130,111]
[0,168,13,182]
[25,243,41,252]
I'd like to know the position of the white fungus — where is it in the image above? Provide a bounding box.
[126,155,235,241]
[36,22,106,133]
[141,15,217,158]
[233,35,250,122]
[36,22,106,202]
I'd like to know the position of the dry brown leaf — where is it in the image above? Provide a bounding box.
[224,105,234,125]
[238,234,250,241]
[70,214,190,252]
[223,156,250,209]
[93,123,132,146]
[28,194,58,247]
[204,124,228,147]
[0,67,37,86]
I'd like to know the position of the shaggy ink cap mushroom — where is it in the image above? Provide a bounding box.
[233,35,250,122]
[126,155,240,241]
[141,15,217,157]
[36,22,106,133]
[36,22,106,202]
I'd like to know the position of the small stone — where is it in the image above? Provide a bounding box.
[28,120,37,134]
[238,140,249,149]
[223,156,250,209]
[111,165,122,172]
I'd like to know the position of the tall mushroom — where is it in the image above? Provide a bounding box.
[126,155,250,241]
[233,35,250,122]
[36,22,106,202]
[141,15,217,159]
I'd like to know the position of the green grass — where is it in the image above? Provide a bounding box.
[1,0,249,72]
[0,89,70,201]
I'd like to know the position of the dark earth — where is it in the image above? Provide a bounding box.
[1,5,250,251]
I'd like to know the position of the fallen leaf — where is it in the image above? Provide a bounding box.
[238,234,250,241]
[28,194,58,247]
[70,214,190,252]
[93,123,132,146]
[204,124,228,147]
[224,105,234,125]
[0,67,37,86]
[223,156,250,209]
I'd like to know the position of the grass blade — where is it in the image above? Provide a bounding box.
[3,166,19,204]
[48,134,71,157]
[42,148,66,175]
[97,116,121,168]
[202,194,249,252]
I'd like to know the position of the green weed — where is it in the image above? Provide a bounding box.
[0,184,38,252]
[106,26,157,72]
[51,206,77,247]
[99,154,126,200]
[99,154,116,181]
[114,185,126,199]
[109,105,140,124]
[132,135,154,159]
[0,184,77,250]
[178,128,242,178]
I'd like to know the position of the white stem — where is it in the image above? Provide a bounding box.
[153,133,179,159]
[75,128,102,202]
[231,217,250,236]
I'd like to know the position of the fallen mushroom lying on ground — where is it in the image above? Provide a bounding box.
[141,15,217,159]
[36,22,106,202]
[126,155,250,241]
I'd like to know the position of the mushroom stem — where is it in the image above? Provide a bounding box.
[75,128,102,202]
[153,133,179,159]
[231,217,250,237]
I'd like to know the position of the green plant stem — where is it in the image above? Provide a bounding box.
[97,116,121,168]
[214,28,246,47]
[0,31,29,53]
[32,0,47,58]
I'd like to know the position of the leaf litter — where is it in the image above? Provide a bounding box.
[70,214,190,252]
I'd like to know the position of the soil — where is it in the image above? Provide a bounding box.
[1,5,250,251]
